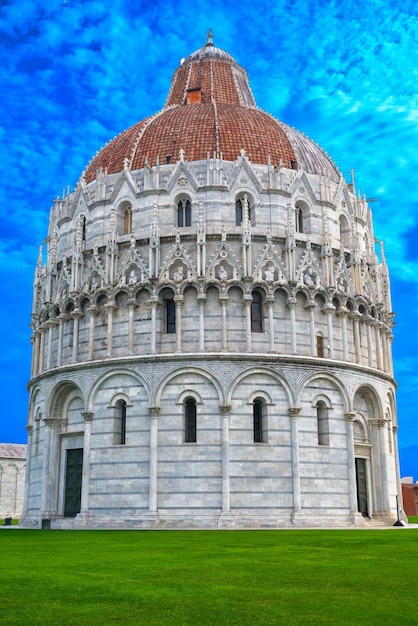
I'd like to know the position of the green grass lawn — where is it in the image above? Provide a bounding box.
[0,529,417,626]
[408,516,418,524]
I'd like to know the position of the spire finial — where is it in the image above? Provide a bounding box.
[206,29,214,46]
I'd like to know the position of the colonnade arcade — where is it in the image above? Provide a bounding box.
[30,281,393,378]
[24,365,398,526]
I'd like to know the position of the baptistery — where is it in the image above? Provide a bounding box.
[22,34,402,529]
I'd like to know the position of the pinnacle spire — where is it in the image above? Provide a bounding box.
[206,29,214,46]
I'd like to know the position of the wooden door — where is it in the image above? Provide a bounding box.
[355,457,369,518]
[64,448,83,517]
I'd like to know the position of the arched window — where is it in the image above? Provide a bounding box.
[82,216,87,242]
[295,203,304,233]
[235,198,243,226]
[253,399,264,443]
[178,199,191,227]
[114,400,127,445]
[251,291,263,332]
[185,398,197,442]
[166,298,176,334]
[316,334,324,358]
[124,206,132,235]
[339,214,351,248]
[235,196,253,226]
[316,400,329,445]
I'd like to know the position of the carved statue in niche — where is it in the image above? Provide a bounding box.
[128,269,138,285]
[218,264,228,281]
[173,266,184,283]
[337,274,347,293]
[264,265,275,282]
[303,266,316,288]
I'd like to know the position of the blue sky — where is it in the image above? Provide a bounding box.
[1,0,417,475]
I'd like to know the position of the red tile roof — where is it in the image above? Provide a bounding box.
[84,41,340,184]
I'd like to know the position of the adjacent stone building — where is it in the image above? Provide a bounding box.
[22,34,402,529]
[0,444,26,519]
[401,478,418,516]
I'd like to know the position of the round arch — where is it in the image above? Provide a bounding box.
[226,366,294,407]
[180,282,199,298]
[296,371,350,412]
[154,365,224,407]
[47,380,85,421]
[224,282,245,297]
[156,284,176,300]
[338,212,352,248]
[108,392,133,408]
[247,389,273,406]
[311,393,333,409]
[176,389,204,406]
[87,367,151,412]
[352,383,383,420]
[234,190,257,225]
[28,385,46,419]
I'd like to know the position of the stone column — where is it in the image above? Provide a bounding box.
[289,407,301,514]
[87,305,98,360]
[287,298,297,355]
[377,419,390,512]
[197,293,206,352]
[381,329,388,373]
[350,311,362,364]
[323,304,335,358]
[220,404,231,513]
[30,334,37,377]
[46,320,55,370]
[34,330,41,376]
[344,412,358,514]
[244,294,252,353]
[174,295,184,353]
[374,321,382,370]
[21,424,33,520]
[105,301,117,357]
[220,293,229,352]
[79,412,93,517]
[392,425,404,520]
[127,299,137,355]
[41,417,61,517]
[365,317,373,367]
[38,325,47,373]
[57,314,66,367]
[337,308,349,362]
[40,422,52,517]
[71,308,83,363]
[267,295,275,352]
[305,300,316,356]
[148,407,160,515]
[387,332,394,377]
[368,419,381,511]
[149,296,159,355]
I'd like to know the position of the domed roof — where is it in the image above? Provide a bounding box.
[182,30,235,63]
[84,34,340,184]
